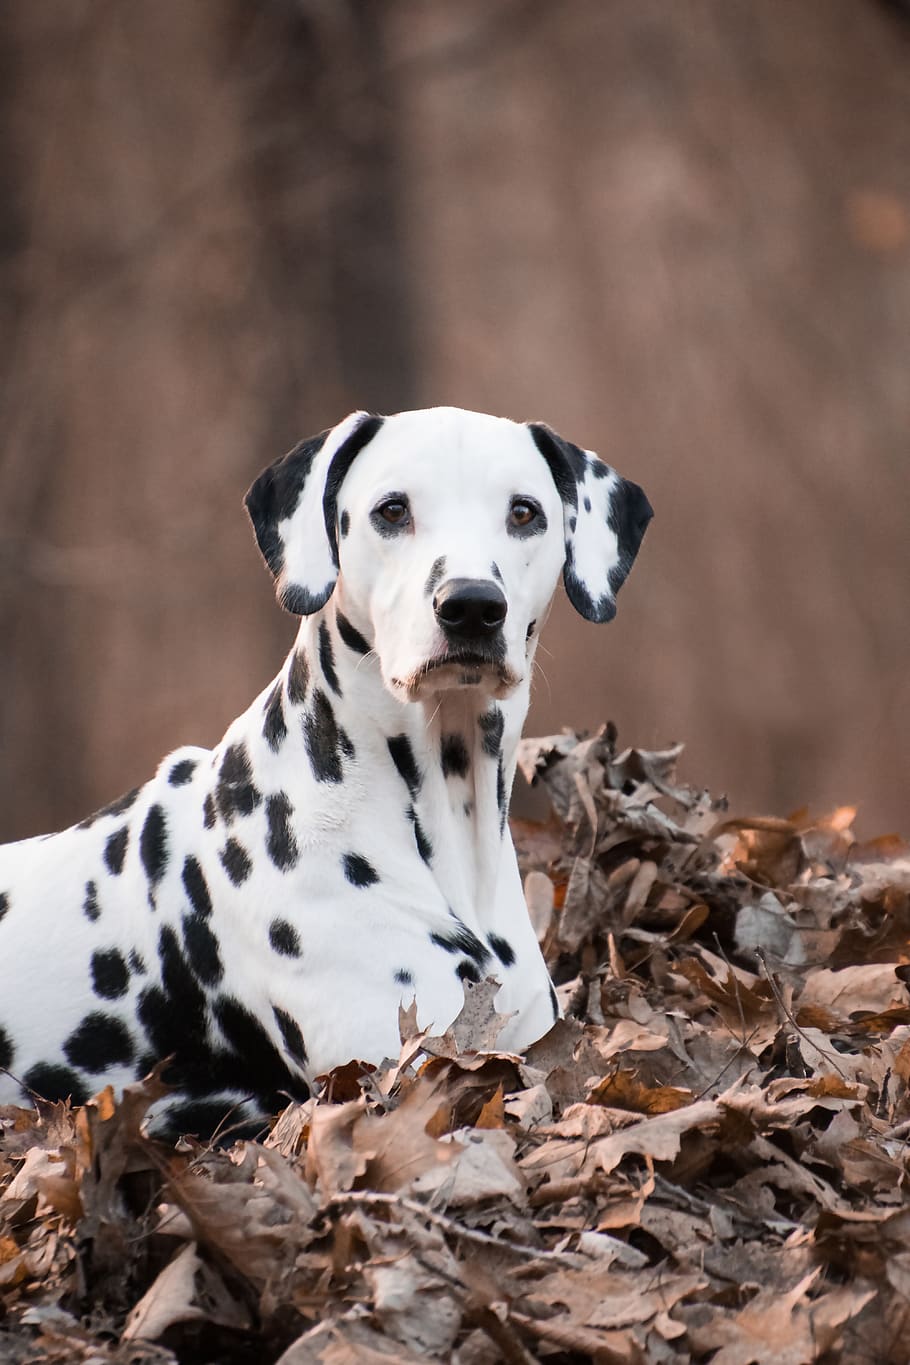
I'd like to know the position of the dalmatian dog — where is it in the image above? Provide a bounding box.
[0,407,651,1135]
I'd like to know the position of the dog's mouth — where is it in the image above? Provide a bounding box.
[393,651,520,700]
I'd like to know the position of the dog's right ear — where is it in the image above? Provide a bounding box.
[245,411,383,615]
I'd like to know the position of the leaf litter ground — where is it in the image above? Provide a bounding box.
[2,724,910,1363]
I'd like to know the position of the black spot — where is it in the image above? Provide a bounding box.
[213,993,307,1101]
[387,734,420,797]
[0,892,7,922]
[91,949,130,1000]
[0,1025,13,1071]
[336,611,371,656]
[488,934,516,968]
[216,743,262,822]
[339,509,350,538]
[424,555,446,597]
[568,514,577,533]
[342,852,379,887]
[463,800,473,817]
[140,804,169,888]
[526,619,537,640]
[266,792,299,872]
[583,495,592,513]
[77,786,141,830]
[80,886,104,928]
[182,855,212,918]
[394,969,413,987]
[441,733,470,779]
[318,620,341,696]
[303,689,345,783]
[478,707,504,757]
[591,458,611,479]
[129,949,147,975]
[181,910,223,986]
[220,838,252,885]
[406,805,433,864]
[549,981,559,1020]
[457,960,481,984]
[104,826,129,875]
[430,921,491,968]
[338,726,355,759]
[136,926,209,1087]
[262,682,288,753]
[269,918,302,958]
[491,561,503,583]
[287,649,310,705]
[497,757,506,816]
[23,1063,88,1107]
[203,793,217,829]
[168,759,197,787]
[273,1006,308,1066]
[64,1012,135,1073]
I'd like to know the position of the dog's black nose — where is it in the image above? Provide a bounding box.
[434,578,507,638]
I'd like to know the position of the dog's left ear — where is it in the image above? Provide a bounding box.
[529,422,653,623]
[245,411,384,615]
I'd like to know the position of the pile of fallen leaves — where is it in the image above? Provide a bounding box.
[3,727,910,1364]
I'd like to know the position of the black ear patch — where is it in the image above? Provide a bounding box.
[244,413,384,617]
[245,429,331,579]
[529,421,652,623]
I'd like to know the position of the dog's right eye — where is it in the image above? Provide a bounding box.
[371,496,411,532]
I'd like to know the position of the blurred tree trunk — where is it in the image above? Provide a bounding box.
[0,0,908,840]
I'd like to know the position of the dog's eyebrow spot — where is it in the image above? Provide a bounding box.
[336,611,371,656]
[287,649,310,706]
[91,948,130,1000]
[478,707,504,757]
[220,838,252,885]
[262,682,288,753]
[318,621,341,697]
[424,556,446,597]
[268,917,301,958]
[168,759,197,787]
[266,793,299,872]
[387,734,421,797]
[83,880,101,922]
[104,826,129,876]
[342,852,379,887]
[441,733,470,779]
[272,1005,307,1065]
[64,1012,134,1073]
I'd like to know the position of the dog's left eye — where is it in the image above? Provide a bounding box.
[372,496,411,531]
[509,497,542,529]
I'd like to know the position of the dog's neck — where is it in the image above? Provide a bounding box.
[266,597,532,926]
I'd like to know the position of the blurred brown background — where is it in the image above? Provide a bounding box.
[1,0,908,843]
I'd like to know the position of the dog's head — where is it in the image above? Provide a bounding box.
[246,407,652,703]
